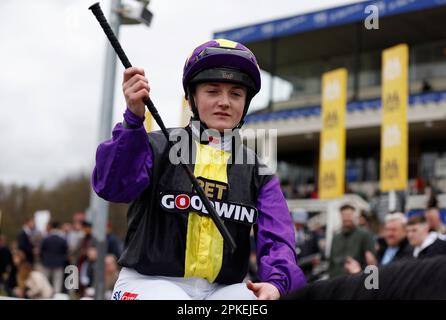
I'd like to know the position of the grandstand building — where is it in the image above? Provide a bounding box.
[215,0,446,220]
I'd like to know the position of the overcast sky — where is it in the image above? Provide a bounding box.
[0,0,363,188]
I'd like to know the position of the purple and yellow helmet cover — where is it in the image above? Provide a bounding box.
[182,39,261,96]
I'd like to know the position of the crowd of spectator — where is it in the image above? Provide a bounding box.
[2,197,446,299]
[0,212,122,299]
[289,201,446,283]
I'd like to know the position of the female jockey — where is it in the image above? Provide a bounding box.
[92,39,306,300]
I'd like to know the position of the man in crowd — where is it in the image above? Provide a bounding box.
[376,212,413,265]
[424,206,446,235]
[344,212,413,274]
[16,218,36,265]
[292,209,321,280]
[40,221,68,294]
[0,234,13,293]
[406,215,446,258]
[329,204,376,278]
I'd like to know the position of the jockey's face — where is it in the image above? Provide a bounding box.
[193,82,247,132]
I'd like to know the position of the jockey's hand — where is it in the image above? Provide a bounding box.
[246,280,280,300]
[123,67,150,118]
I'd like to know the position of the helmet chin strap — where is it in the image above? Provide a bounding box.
[233,94,253,129]
[186,89,211,145]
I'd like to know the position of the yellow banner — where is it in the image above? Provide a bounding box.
[380,44,408,191]
[318,68,347,199]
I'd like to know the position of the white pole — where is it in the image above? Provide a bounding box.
[388,189,397,212]
[88,0,122,300]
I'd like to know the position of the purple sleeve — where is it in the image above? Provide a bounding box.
[256,176,307,296]
[92,108,153,203]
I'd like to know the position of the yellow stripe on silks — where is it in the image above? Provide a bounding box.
[215,39,238,48]
[184,142,230,283]
[144,111,153,133]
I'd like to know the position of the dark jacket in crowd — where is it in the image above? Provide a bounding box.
[376,237,413,265]
[17,229,34,264]
[296,227,321,259]
[0,245,12,282]
[295,227,321,278]
[329,226,375,278]
[5,266,17,296]
[417,238,446,259]
[40,231,68,268]
[106,233,123,259]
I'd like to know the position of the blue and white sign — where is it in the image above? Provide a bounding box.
[214,0,445,43]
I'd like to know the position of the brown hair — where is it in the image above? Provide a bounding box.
[340,204,355,212]
[407,215,427,226]
[11,249,32,290]
[17,262,33,290]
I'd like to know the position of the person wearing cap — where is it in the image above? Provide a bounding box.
[92,39,306,300]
